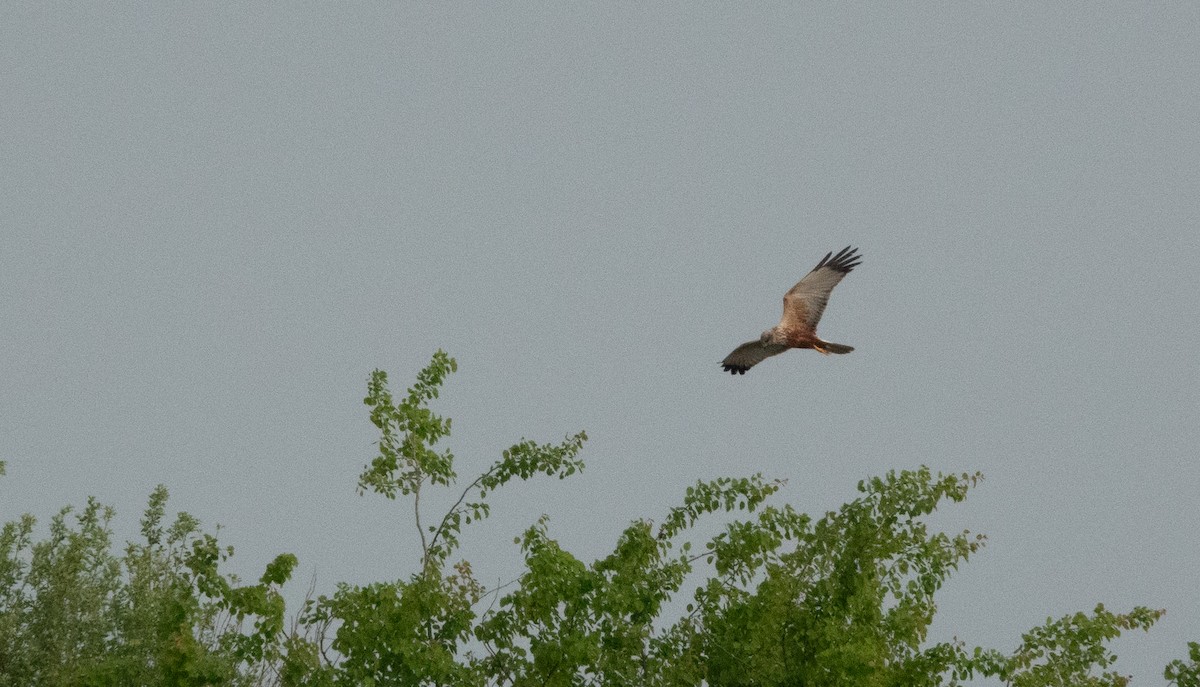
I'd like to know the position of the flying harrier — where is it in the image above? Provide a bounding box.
[721,246,862,375]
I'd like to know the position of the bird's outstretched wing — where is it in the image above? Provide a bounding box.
[779,246,862,332]
[721,340,788,375]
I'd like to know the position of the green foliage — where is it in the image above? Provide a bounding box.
[667,468,987,687]
[955,605,1163,687]
[293,352,1176,687]
[296,351,587,685]
[1167,642,1200,687]
[304,568,484,686]
[0,483,295,686]
[0,352,1190,685]
[357,350,586,570]
[0,497,122,685]
[358,350,460,501]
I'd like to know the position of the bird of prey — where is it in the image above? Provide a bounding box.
[721,246,862,375]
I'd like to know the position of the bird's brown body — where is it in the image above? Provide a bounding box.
[780,329,834,352]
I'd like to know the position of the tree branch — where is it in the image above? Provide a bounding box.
[415,478,428,568]
[426,463,498,563]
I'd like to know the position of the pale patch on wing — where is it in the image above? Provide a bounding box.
[721,340,788,375]
[780,246,861,331]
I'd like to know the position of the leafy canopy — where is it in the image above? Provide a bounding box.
[0,351,1185,686]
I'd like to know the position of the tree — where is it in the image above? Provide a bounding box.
[0,353,1187,685]
[0,482,295,686]
[282,350,1171,687]
[1166,642,1200,687]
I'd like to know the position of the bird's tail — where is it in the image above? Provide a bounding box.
[817,341,854,355]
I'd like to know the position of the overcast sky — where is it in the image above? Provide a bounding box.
[3,4,1198,682]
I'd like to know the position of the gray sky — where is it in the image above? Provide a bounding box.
[3,4,1198,682]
